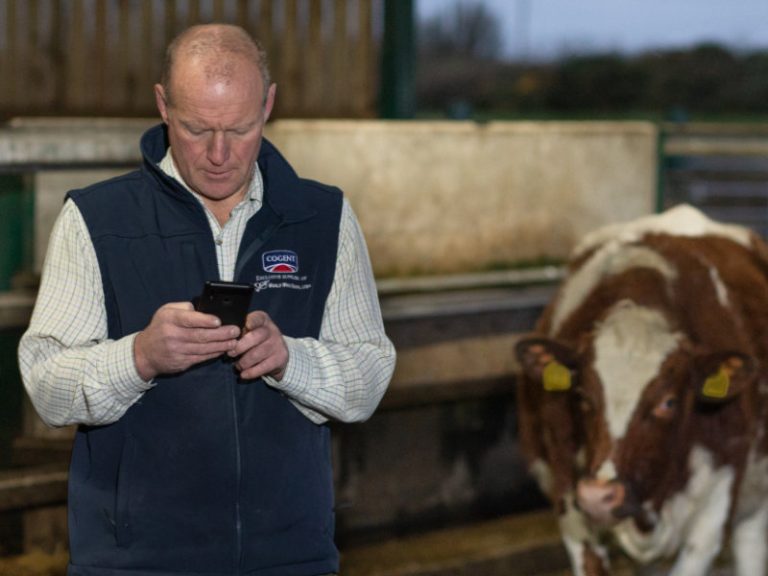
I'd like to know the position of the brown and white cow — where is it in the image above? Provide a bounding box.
[515,204,768,576]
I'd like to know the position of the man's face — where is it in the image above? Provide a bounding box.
[154,56,276,206]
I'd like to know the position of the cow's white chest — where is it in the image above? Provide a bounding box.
[612,446,735,567]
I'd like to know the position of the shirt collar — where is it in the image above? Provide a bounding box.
[158,148,264,206]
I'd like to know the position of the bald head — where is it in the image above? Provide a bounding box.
[161,24,271,107]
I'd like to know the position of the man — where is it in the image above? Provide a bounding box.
[19,24,395,576]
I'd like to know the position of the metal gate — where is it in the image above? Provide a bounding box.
[659,123,768,237]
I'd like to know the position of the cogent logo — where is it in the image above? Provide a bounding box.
[262,250,299,274]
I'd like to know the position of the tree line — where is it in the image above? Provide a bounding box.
[417,3,768,119]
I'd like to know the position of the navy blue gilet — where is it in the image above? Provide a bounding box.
[65,124,342,576]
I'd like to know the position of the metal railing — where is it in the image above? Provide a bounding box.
[660,123,768,237]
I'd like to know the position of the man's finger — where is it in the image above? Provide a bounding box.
[244,311,268,331]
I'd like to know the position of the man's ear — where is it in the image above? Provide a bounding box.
[515,336,578,392]
[154,84,170,124]
[693,351,756,404]
[263,83,277,122]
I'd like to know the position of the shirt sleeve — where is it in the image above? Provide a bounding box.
[264,199,396,424]
[18,200,153,427]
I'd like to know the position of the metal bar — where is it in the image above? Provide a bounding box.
[0,267,561,330]
[0,464,68,512]
[662,122,768,136]
[665,138,768,157]
[376,267,564,297]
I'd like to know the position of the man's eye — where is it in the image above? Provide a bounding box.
[182,124,206,136]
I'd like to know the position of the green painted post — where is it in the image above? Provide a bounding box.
[380,0,416,119]
[0,175,34,291]
[0,176,31,465]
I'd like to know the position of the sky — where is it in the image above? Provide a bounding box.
[417,0,768,61]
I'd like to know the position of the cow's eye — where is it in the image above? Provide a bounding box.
[652,393,677,420]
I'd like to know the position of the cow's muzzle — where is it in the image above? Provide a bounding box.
[576,478,654,531]
[576,478,627,525]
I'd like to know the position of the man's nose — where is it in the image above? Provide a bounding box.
[207,131,230,165]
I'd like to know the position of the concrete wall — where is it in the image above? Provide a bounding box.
[0,118,658,277]
[269,120,658,276]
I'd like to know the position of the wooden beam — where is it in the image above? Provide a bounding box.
[66,0,87,111]
[280,0,300,115]
[332,0,348,116]
[305,0,324,113]
[354,0,374,117]
[212,0,225,22]
[94,0,108,112]
[6,0,19,108]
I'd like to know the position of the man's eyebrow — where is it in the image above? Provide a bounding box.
[179,119,206,131]
[177,119,258,132]
[230,119,259,131]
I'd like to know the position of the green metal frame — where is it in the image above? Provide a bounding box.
[380,0,415,119]
[0,175,34,291]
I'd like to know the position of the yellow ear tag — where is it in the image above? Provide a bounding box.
[542,361,572,392]
[702,366,730,399]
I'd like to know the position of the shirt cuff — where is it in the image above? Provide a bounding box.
[104,334,156,401]
[263,337,311,396]
[262,338,327,425]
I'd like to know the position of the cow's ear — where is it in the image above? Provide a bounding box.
[693,351,756,403]
[515,336,578,392]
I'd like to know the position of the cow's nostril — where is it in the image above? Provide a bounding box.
[605,482,626,507]
[576,479,627,525]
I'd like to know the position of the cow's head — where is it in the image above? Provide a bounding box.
[575,344,756,528]
[517,306,758,531]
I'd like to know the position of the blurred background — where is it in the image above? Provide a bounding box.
[1,1,767,574]
[2,0,767,120]
[417,0,768,122]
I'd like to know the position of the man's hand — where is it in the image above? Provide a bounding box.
[134,302,241,381]
[229,311,289,381]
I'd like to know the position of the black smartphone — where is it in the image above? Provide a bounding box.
[195,281,254,328]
